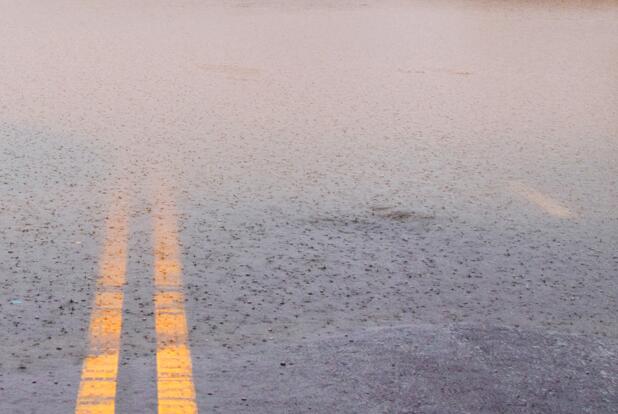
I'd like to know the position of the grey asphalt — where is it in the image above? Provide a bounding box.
[1,1,617,413]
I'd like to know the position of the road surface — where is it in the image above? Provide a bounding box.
[0,0,617,413]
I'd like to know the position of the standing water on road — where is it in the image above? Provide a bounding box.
[1,1,617,413]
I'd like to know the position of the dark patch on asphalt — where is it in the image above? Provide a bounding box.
[196,324,618,414]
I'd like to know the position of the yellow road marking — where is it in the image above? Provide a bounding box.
[75,208,128,414]
[154,203,198,414]
[510,181,574,219]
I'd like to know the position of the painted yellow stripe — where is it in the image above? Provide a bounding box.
[153,204,198,414]
[75,208,128,414]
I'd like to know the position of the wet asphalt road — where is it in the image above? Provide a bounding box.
[1,1,617,413]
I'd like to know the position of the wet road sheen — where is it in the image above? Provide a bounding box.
[0,1,617,413]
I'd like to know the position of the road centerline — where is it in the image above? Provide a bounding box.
[75,207,128,414]
[153,203,199,414]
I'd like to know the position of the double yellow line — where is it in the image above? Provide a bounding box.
[75,200,198,414]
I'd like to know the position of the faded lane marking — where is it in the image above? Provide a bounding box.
[75,207,128,414]
[196,63,261,78]
[398,67,473,76]
[154,201,198,414]
[510,181,574,219]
